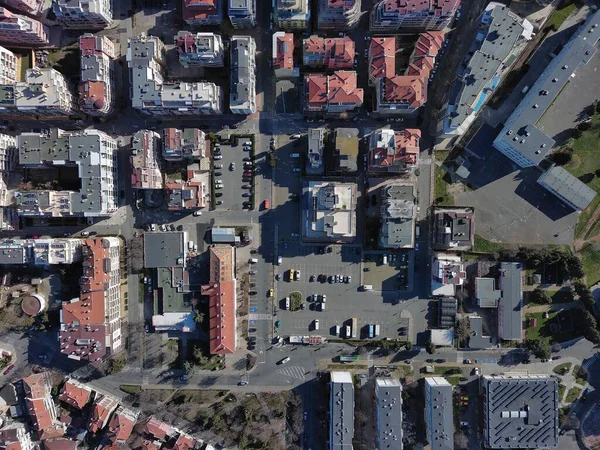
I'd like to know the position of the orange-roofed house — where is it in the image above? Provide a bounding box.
[79,34,116,116]
[105,405,139,445]
[303,36,355,69]
[183,0,223,26]
[43,438,78,450]
[370,0,461,32]
[304,71,363,114]
[174,432,201,450]
[88,394,119,434]
[162,128,207,161]
[143,417,174,441]
[368,128,421,173]
[368,37,395,86]
[58,379,92,410]
[272,32,298,78]
[21,373,57,436]
[376,74,426,114]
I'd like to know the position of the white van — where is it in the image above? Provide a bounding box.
[362,284,373,291]
[188,241,194,251]
[250,258,258,263]
[375,324,380,337]
[335,325,341,336]
[383,254,388,265]
[285,297,290,309]
[321,303,326,311]
[314,319,320,330]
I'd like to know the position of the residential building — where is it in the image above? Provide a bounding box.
[0,132,16,210]
[273,32,299,78]
[368,128,420,173]
[131,130,163,190]
[431,253,465,296]
[303,180,357,243]
[368,37,395,86]
[230,36,256,114]
[175,31,224,68]
[79,34,116,116]
[274,0,310,29]
[318,0,361,31]
[304,71,363,113]
[0,67,77,117]
[162,128,207,161]
[174,433,202,450]
[127,34,223,116]
[493,10,600,167]
[537,165,596,211]
[329,372,354,450]
[0,46,17,84]
[424,377,453,450]
[476,277,501,308]
[88,394,119,433]
[0,8,48,46]
[497,262,522,342]
[0,239,29,264]
[183,0,223,26]
[303,36,355,69]
[143,417,176,442]
[59,237,123,362]
[482,375,559,449]
[165,169,209,210]
[440,4,532,138]
[1,0,44,15]
[106,406,139,445]
[22,372,59,437]
[438,296,457,328]
[53,0,113,29]
[432,207,475,250]
[307,127,325,175]
[0,423,34,450]
[59,379,92,410]
[228,0,256,28]
[379,183,416,249]
[201,245,237,354]
[211,227,238,244]
[16,129,118,217]
[371,0,460,32]
[334,127,358,172]
[375,379,402,450]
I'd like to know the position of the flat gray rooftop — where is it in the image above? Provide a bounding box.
[144,232,185,268]
[537,165,597,211]
[376,379,402,450]
[499,262,522,341]
[330,371,354,450]
[425,377,454,450]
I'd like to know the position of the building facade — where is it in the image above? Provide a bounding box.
[371,0,460,32]
[131,130,163,190]
[1,0,44,15]
[273,0,310,29]
[228,0,257,28]
[79,34,116,116]
[304,71,363,113]
[0,7,48,46]
[424,377,453,450]
[230,36,256,114]
[183,0,223,26]
[53,0,113,29]
[175,31,224,68]
[0,46,17,85]
[318,0,361,31]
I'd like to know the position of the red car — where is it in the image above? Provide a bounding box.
[3,364,14,375]
[264,199,270,210]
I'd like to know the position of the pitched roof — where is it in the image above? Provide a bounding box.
[143,417,172,440]
[327,71,363,105]
[369,37,395,81]
[59,379,92,410]
[273,32,294,70]
[174,433,200,450]
[206,280,237,354]
[88,395,119,434]
[381,75,425,108]
[106,406,138,443]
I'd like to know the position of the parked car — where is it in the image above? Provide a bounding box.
[214,155,223,160]
[230,162,235,170]
[193,211,202,216]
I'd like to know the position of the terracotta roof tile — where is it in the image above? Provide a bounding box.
[59,379,92,410]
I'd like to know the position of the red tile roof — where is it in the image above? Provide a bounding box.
[106,407,137,443]
[204,280,236,354]
[369,37,395,82]
[143,417,172,440]
[43,439,78,450]
[183,0,219,21]
[174,433,200,450]
[274,32,294,70]
[381,75,425,108]
[371,129,421,170]
[306,73,328,106]
[22,373,55,433]
[413,31,444,57]
[305,71,363,112]
[88,395,119,434]
[304,36,354,69]
[379,0,460,15]
[59,380,92,410]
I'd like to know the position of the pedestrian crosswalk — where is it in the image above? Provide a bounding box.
[249,313,272,320]
[277,365,306,381]
[582,353,599,370]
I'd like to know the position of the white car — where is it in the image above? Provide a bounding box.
[277,256,282,265]
[214,164,223,169]
[290,134,301,139]
[193,211,202,216]
[244,141,252,146]
[214,155,223,160]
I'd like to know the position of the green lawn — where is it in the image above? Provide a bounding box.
[525,312,556,341]
[580,244,600,286]
[575,196,600,239]
[553,362,572,376]
[120,385,142,395]
[549,289,574,304]
[558,384,566,402]
[545,0,578,31]
[474,234,504,253]
[434,166,454,206]
[433,366,463,375]
[573,365,588,385]
[565,386,582,403]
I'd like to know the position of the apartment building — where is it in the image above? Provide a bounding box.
[183,0,223,26]
[375,379,402,450]
[329,371,354,450]
[131,130,163,190]
[2,0,44,15]
[303,35,355,69]
[88,394,119,433]
[304,71,363,113]
[165,176,208,210]
[79,34,116,116]
[106,406,139,445]
[175,31,224,68]
[379,183,416,249]
[0,46,17,85]
[431,253,466,296]
[162,127,207,161]
[432,207,475,250]
[273,0,310,29]
[307,127,325,174]
[52,0,112,29]
[16,128,118,217]
[22,372,59,438]
[273,32,299,78]
[0,67,77,117]
[0,423,34,450]
[368,37,395,86]
[59,237,123,362]
[59,379,92,410]
[0,8,48,46]
[228,0,257,28]
[497,262,523,342]
[371,0,460,32]
[127,34,223,116]
[230,36,256,114]
[424,377,453,450]
[318,0,361,31]
[0,132,16,208]
[368,128,420,173]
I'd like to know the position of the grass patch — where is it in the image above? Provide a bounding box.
[289,291,302,311]
[553,362,572,376]
[327,363,368,370]
[524,312,555,341]
[565,386,582,403]
[434,166,454,206]
[580,244,600,286]
[433,366,463,375]
[120,385,142,395]
[565,113,600,192]
[573,365,587,385]
[544,0,578,31]
[558,384,566,402]
[446,376,462,386]
[575,196,600,239]
[474,234,504,253]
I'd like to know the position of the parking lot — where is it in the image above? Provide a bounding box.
[363,251,414,292]
[213,139,255,211]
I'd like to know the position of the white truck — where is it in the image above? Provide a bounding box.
[362,285,373,291]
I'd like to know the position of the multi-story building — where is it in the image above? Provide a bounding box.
[22,372,59,437]
[228,0,257,28]
[371,0,460,32]
[0,46,17,84]
[329,372,354,450]
[79,34,116,116]
[303,36,355,69]
[106,406,139,445]
[0,423,34,450]
[334,127,359,172]
[318,0,361,31]
[497,262,522,342]
[537,165,596,211]
[230,36,256,114]
[16,129,118,217]
[127,34,223,116]
[165,176,209,210]
[368,128,420,173]
[273,32,299,78]
[162,128,207,161]
[131,130,163,190]
[307,127,325,175]
[274,0,310,29]
[88,394,119,433]
[424,377,453,450]
[440,4,532,139]
[380,183,416,249]
[432,207,475,250]
[0,132,16,208]
[175,31,224,68]
[0,7,48,46]
[2,0,44,15]
[59,379,92,410]
[0,67,77,117]
[375,379,402,450]
[59,237,123,362]
[0,238,83,266]
[52,0,113,29]
[431,253,466,296]
[304,71,363,113]
[183,0,223,26]
[368,37,395,86]
[482,375,558,449]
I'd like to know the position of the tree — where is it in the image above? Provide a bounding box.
[404,341,413,351]
[195,311,205,324]
[529,288,551,305]
[426,341,436,354]
[573,280,589,298]
[455,317,472,346]
[565,255,584,279]
[524,338,550,360]
[454,432,468,450]
[549,149,572,166]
